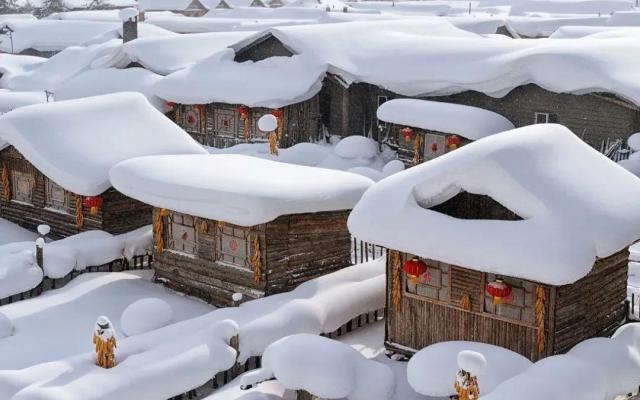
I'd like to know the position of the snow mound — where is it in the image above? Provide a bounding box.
[348,124,640,285]
[0,312,13,339]
[407,341,531,397]
[628,133,640,152]
[334,136,379,159]
[121,298,174,337]
[377,99,515,140]
[0,92,206,196]
[457,350,487,376]
[258,114,278,132]
[619,152,640,177]
[241,334,395,400]
[0,243,43,300]
[110,154,374,226]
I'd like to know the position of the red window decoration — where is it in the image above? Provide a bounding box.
[82,196,103,216]
[229,238,239,253]
[401,127,414,142]
[181,231,189,241]
[431,143,438,153]
[223,118,230,128]
[447,135,461,150]
[185,110,198,128]
[486,278,513,305]
[403,257,428,284]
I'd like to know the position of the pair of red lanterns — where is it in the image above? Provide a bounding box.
[83,196,103,216]
[403,257,513,305]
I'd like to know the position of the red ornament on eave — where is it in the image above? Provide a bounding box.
[82,196,103,216]
[403,257,428,284]
[165,101,176,110]
[486,278,513,305]
[401,127,414,142]
[271,108,284,119]
[447,134,461,150]
[238,105,250,117]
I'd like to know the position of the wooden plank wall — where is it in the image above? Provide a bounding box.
[101,188,153,235]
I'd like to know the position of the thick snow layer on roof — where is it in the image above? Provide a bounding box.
[0,90,47,113]
[509,0,633,15]
[550,25,640,38]
[0,93,206,196]
[0,54,45,83]
[0,20,119,53]
[241,334,395,400]
[145,13,319,33]
[110,154,373,226]
[46,10,124,21]
[139,0,206,11]
[2,39,129,92]
[123,31,255,75]
[377,99,514,140]
[0,218,36,246]
[407,341,532,397]
[445,15,507,34]
[55,68,166,110]
[506,15,608,36]
[348,124,640,285]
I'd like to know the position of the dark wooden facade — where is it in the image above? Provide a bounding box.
[0,146,152,239]
[173,98,322,149]
[385,192,628,361]
[153,208,352,307]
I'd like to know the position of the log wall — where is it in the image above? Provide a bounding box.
[153,209,352,307]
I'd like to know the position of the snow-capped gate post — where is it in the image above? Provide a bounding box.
[119,8,139,43]
[35,224,50,269]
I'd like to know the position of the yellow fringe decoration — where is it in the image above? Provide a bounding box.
[276,114,284,141]
[535,285,546,356]
[217,220,225,230]
[251,234,262,284]
[412,134,423,166]
[198,220,209,234]
[1,162,10,201]
[93,333,117,369]
[75,196,84,229]
[242,113,251,143]
[268,131,279,156]
[153,208,169,253]
[460,294,471,311]
[390,250,403,312]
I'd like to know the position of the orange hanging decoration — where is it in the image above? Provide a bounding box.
[390,250,403,312]
[459,294,471,311]
[271,108,285,141]
[198,219,209,234]
[268,131,279,156]
[75,196,84,229]
[1,162,10,201]
[251,234,262,284]
[93,316,117,369]
[238,105,251,143]
[412,134,423,166]
[153,208,169,253]
[535,285,546,355]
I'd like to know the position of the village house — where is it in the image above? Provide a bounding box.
[0,92,206,239]
[153,20,640,151]
[376,99,514,166]
[348,124,640,361]
[110,154,373,306]
[137,0,210,20]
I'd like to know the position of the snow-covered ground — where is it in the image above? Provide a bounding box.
[0,218,36,246]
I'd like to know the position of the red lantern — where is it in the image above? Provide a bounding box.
[401,127,414,142]
[271,108,284,119]
[403,257,428,284]
[447,134,461,150]
[238,105,250,117]
[165,101,176,111]
[486,278,513,305]
[82,196,103,216]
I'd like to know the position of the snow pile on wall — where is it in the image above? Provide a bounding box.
[0,227,152,299]
[0,92,206,196]
[121,298,174,337]
[209,136,403,181]
[407,341,532,397]
[123,31,256,75]
[482,323,640,400]
[0,312,12,339]
[0,20,119,53]
[377,99,514,140]
[55,67,166,111]
[348,124,640,285]
[110,153,374,226]
[241,334,395,400]
[0,218,37,245]
[0,90,47,113]
[0,258,385,398]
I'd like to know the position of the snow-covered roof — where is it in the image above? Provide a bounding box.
[0,92,206,196]
[376,99,514,140]
[509,0,633,16]
[348,124,640,285]
[139,0,209,11]
[0,90,47,113]
[55,67,166,111]
[154,18,640,108]
[110,154,374,226]
[505,15,609,37]
[123,31,255,75]
[0,20,120,53]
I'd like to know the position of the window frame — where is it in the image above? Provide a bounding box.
[404,257,451,303]
[166,212,199,255]
[483,274,536,326]
[215,223,252,270]
[45,178,70,213]
[11,170,34,205]
[534,112,558,124]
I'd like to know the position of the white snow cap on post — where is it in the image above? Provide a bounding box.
[376,99,515,141]
[0,92,206,197]
[110,154,374,226]
[348,124,640,285]
[119,8,139,21]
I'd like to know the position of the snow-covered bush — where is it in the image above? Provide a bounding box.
[241,334,395,400]
[0,312,13,339]
[334,136,379,159]
[121,298,174,337]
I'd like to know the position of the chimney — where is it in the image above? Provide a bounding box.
[119,8,139,43]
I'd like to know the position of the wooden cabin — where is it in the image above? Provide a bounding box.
[110,154,373,307]
[347,124,640,362]
[138,0,209,20]
[0,146,151,239]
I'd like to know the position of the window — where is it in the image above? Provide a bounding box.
[45,179,69,212]
[213,108,237,137]
[167,212,198,255]
[423,133,446,161]
[405,258,450,302]
[377,96,388,128]
[534,112,558,124]
[183,105,203,133]
[483,274,535,324]
[216,223,252,269]
[11,170,33,204]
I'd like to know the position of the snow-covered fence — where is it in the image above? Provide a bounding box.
[351,236,386,264]
[599,137,631,162]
